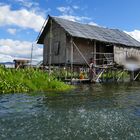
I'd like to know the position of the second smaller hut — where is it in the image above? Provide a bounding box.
[13,59,30,69]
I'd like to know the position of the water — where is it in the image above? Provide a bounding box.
[0,82,140,140]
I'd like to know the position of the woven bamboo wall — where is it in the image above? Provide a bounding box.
[114,45,140,65]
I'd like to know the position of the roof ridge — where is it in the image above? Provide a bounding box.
[37,15,140,47]
[51,16,120,31]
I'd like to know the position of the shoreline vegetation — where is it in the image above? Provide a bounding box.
[0,66,73,94]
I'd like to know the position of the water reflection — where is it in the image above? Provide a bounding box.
[0,82,140,140]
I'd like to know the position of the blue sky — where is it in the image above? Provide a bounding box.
[0,0,140,62]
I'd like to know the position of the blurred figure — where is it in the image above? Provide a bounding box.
[89,58,96,81]
[124,56,140,71]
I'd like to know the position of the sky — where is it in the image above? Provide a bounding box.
[0,0,140,63]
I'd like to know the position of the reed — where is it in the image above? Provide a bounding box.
[0,66,72,94]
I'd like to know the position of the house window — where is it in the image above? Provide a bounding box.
[54,41,60,55]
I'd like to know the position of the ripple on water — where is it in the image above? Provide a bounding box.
[0,83,140,140]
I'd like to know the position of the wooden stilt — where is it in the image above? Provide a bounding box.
[130,71,134,81]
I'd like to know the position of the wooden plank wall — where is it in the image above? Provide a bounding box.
[43,20,67,65]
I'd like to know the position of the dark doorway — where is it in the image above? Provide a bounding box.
[96,42,114,65]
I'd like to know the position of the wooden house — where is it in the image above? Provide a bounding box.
[13,59,30,69]
[37,15,140,68]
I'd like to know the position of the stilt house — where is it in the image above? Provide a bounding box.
[37,15,140,67]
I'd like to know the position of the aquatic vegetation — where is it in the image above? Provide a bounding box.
[0,66,72,94]
[100,70,129,81]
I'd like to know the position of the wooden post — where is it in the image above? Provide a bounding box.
[102,68,104,82]
[49,19,52,75]
[64,37,67,80]
[114,69,116,81]
[70,37,73,81]
[93,41,96,76]
[130,71,134,81]
[122,70,124,82]
[93,41,96,64]
[64,66,67,80]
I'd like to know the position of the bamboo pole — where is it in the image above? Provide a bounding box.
[73,41,97,76]
[134,71,140,81]
[72,41,89,67]
[30,43,34,67]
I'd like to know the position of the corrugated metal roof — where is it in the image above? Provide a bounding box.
[37,16,140,47]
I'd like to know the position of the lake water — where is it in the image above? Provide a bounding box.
[0,82,140,140]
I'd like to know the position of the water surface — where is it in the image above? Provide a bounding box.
[0,82,140,140]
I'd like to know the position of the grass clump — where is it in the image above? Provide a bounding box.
[0,66,73,94]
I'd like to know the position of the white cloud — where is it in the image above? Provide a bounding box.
[125,30,140,42]
[0,39,43,62]
[58,15,90,22]
[57,5,91,23]
[57,6,73,15]
[57,5,80,15]
[0,4,45,32]
[0,54,14,62]
[14,0,39,8]
[88,21,99,26]
[73,5,79,9]
[7,28,17,35]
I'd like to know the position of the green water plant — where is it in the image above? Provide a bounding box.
[0,66,72,94]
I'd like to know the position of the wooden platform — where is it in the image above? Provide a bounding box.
[64,79,91,84]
